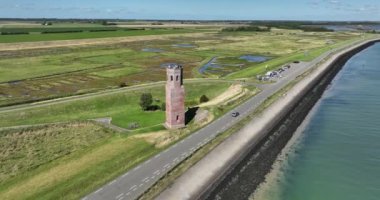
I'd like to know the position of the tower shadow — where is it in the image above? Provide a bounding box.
[185,107,199,125]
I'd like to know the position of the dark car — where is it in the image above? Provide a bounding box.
[293,60,300,64]
[232,112,240,117]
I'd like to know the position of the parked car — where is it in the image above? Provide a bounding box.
[232,112,240,117]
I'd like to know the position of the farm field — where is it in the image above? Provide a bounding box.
[0,28,362,107]
[0,27,206,43]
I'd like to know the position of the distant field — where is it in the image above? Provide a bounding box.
[0,28,362,106]
[0,82,231,129]
[0,28,205,43]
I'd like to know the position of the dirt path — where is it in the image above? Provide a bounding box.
[199,84,246,107]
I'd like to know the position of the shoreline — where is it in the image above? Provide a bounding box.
[249,99,323,200]
[250,68,346,200]
[156,38,380,200]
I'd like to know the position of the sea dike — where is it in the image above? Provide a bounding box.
[156,38,380,200]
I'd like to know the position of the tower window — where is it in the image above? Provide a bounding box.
[176,75,179,81]
[170,76,173,81]
[176,115,179,121]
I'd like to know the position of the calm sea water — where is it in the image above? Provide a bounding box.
[253,42,380,200]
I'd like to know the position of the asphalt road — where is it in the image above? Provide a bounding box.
[83,42,356,200]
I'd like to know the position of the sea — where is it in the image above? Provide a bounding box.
[251,42,380,200]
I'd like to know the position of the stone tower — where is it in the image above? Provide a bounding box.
[165,64,185,129]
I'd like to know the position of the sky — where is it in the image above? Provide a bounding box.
[0,0,380,21]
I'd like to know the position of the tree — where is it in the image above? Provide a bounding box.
[199,95,209,103]
[101,20,108,26]
[139,93,153,110]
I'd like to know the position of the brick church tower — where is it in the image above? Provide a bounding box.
[165,64,185,129]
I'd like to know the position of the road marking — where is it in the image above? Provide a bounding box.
[126,192,130,196]
[181,153,187,157]
[154,170,160,175]
[129,185,137,191]
[139,183,144,187]
[95,188,103,193]
[108,180,117,186]
[142,177,149,182]
[164,163,170,168]
[116,193,124,199]
[151,175,156,179]
[191,147,196,152]
[133,166,141,171]
[173,157,179,162]
[117,197,124,200]
[122,172,129,178]
[145,160,151,164]
[154,154,160,158]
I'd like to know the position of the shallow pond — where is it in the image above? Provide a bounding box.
[199,57,243,74]
[142,48,164,53]
[172,44,197,48]
[239,55,269,62]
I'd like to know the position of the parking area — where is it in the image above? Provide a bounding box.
[257,61,306,82]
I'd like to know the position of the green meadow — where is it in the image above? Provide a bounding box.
[0,28,205,43]
[0,82,230,129]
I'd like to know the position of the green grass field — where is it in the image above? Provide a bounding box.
[0,122,159,200]
[0,28,362,106]
[226,37,365,79]
[0,82,231,129]
[0,80,241,200]
[0,28,205,43]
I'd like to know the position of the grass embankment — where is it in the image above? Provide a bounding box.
[0,28,205,43]
[0,82,230,129]
[0,81,253,200]
[0,122,159,200]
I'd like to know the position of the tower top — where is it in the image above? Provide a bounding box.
[166,64,182,70]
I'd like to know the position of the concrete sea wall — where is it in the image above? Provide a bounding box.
[156,39,380,200]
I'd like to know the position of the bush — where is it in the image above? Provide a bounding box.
[221,26,271,32]
[139,93,153,110]
[161,102,166,111]
[1,32,30,35]
[199,95,209,103]
[119,82,128,87]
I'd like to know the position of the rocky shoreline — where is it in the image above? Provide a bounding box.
[202,40,380,200]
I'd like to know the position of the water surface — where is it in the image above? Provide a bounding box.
[239,55,269,62]
[253,42,380,200]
